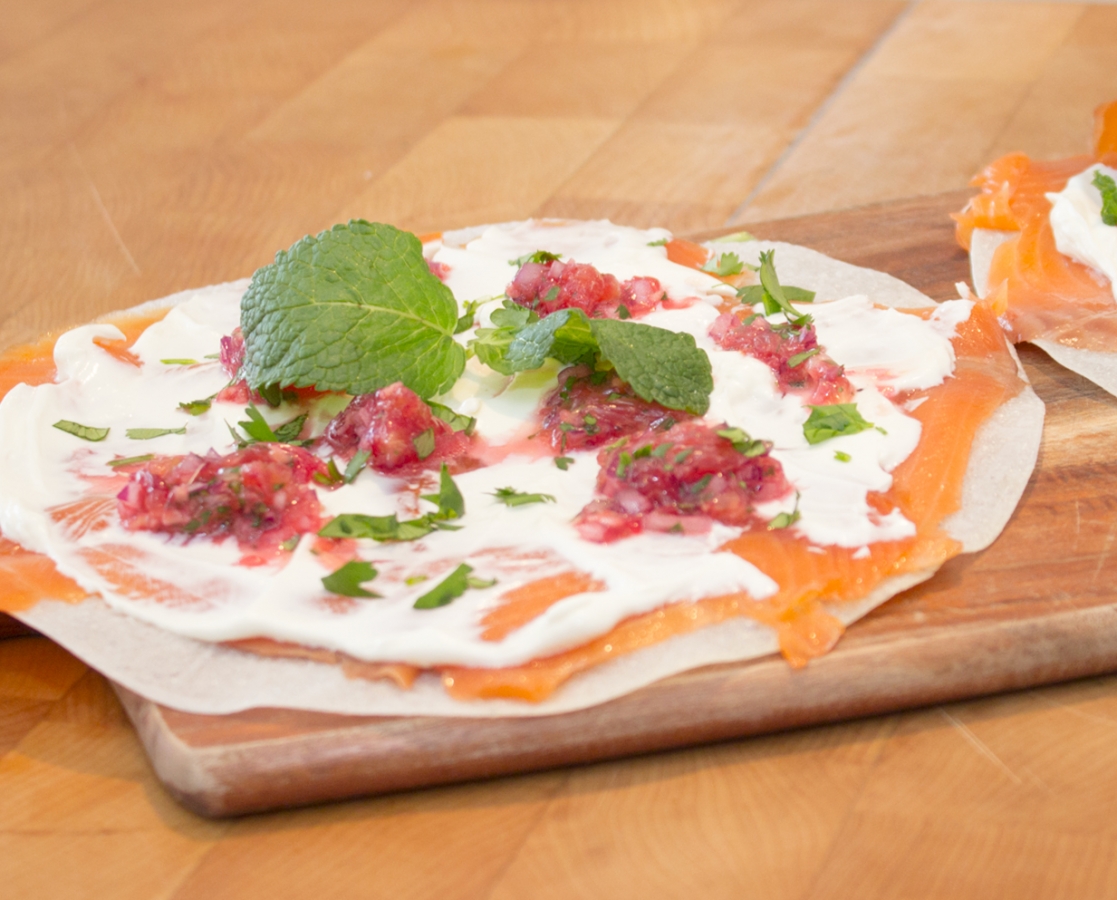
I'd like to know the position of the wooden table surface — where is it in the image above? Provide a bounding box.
[4,1,1117,896]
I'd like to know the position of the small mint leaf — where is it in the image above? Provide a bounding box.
[490,487,556,507]
[589,319,712,415]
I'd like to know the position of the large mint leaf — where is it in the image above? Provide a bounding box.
[240,221,465,398]
[589,319,712,415]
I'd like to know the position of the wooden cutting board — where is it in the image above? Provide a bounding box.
[21,191,1117,818]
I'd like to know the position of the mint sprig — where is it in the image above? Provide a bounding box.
[470,307,712,415]
[240,221,466,399]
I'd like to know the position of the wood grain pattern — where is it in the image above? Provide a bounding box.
[5,0,1117,894]
[111,191,1117,817]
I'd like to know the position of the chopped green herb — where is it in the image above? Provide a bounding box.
[554,456,573,470]
[490,487,556,507]
[321,560,380,598]
[405,574,429,586]
[735,251,815,325]
[343,449,370,484]
[710,231,755,243]
[107,454,154,468]
[617,303,631,320]
[280,535,301,553]
[257,382,284,408]
[454,297,489,335]
[715,427,768,457]
[420,464,466,522]
[428,401,476,435]
[647,238,669,247]
[240,221,465,399]
[787,348,820,368]
[53,420,109,442]
[615,450,634,478]
[160,358,198,365]
[125,426,187,440]
[834,450,851,462]
[1093,169,1117,226]
[467,575,498,589]
[803,404,874,444]
[235,405,307,446]
[318,513,434,542]
[313,459,345,486]
[668,522,685,534]
[179,394,216,416]
[701,252,745,277]
[413,563,475,609]
[412,428,436,460]
[509,250,562,267]
[768,494,801,531]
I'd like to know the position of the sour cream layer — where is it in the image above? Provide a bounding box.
[0,222,969,669]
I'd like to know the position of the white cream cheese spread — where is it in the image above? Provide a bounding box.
[0,222,970,671]
[1047,162,1117,297]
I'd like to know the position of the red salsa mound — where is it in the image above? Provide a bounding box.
[321,381,471,472]
[507,257,665,320]
[539,365,691,453]
[574,420,792,543]
[709,311,853,405]
[117,443,329,553]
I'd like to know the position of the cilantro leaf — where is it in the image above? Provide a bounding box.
[240,220,466,399]
[179,394,216,416]
[413,563,483,609]
[490,487,556,507]
[321,560,380,598]
[554,456,573,470]
[803,404,874,444]
[589,319,712,415]
[701,252,745,277]
[1094,169,1117,226]
[412,428,436,460]
[125,426,187,440]
[53,420,109,442]
[787,348,819,368]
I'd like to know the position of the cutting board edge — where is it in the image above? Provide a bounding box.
[117,600,1117,818]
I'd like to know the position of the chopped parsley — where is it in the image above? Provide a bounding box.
[803,404,874,445]
[701,252,745,277]
[490,487,556,507]
[52,420,109,442]
[735,250,815,325]
[1094,169,1117,226]
[413,562,495,609]
[179,394,216,416]
[321,560,380,598]
[125,426,187,440]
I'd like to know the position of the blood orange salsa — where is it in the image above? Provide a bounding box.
[0,220,1038,713]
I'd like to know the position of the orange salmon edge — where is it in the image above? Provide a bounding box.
[1094,99,1117,156]
[92,336,142,368]
[665,238,710,271]
[417,231,443,244]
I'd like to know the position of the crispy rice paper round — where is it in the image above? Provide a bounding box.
[10,239,1043,718]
